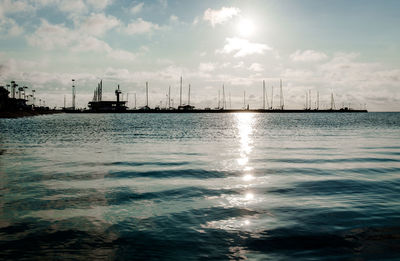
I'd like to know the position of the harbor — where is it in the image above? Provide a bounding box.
[64,77,368,114]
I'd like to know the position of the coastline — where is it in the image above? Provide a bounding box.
[0,110,62,119]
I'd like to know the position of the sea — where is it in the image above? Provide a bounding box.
[1,112,399,260]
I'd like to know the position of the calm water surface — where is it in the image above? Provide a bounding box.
[1,112,400,260]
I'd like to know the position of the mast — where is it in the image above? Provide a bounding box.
[145,83,149,107]
[262,80,265,109]
[218,90,220,109]
[180,76,182,106]
[309,89,311,110]
[222,84,225,109]
[134,92,137,109]
[271,86,274,109]
[168,86,171,108]
[243,90,246,109]
[317,91,319,110]
[304,90,308,110]
[280,79,284,110]
[229,92,232,109]
[188,84,191,105]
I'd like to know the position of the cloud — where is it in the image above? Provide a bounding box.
[80,13,120,36]
[125,18,160,34]
[107,49,136,61]
[27,19,136,61]
[249,63,264,72]
[0,17,24,36]
[86,0,113,10]
[169,15,179,22]
[27,19,75,49]
[203,6,240,27]
[198,63,215,72]
[290,50,328,62]
[58,0,87,14]
[130,2,144,14]
[0,0,36,15]
[217,37,272,57]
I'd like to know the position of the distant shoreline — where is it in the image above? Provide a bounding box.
[0,110,62,118]
[65,109,368,114]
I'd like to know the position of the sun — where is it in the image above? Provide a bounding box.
[237,19,256,37]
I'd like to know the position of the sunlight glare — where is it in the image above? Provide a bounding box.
[237,19,256,37]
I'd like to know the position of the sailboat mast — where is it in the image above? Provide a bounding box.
[222,84,225,109]
[188,84,191,105]
[146,81,148,107]
[271,86,274,109]
[168,86,171,108]
[263,80,265,109]
[218,90,220,109]
[243,90,246,109]
[180,76,182,106]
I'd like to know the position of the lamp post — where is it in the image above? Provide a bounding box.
[72,79,75,110]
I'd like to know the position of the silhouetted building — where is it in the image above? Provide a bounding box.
[88,82,127,111]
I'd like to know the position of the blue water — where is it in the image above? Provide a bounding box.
[1,112,399,260]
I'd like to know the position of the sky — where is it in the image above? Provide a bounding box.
[0,0,399,111]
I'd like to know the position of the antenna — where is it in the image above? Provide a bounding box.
[180,76,182,106]
[72,79,75,110]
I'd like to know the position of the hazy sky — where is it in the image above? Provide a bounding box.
[0,0,399,110]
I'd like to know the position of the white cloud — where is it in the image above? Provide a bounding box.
[198,63,215,72]
[27,19,75,49]
[131,2,144,14]
[169,15,178,22]
[0,17,24,36]
[249,63,264,72]
[217,37,271,57]
[80,13,120,36]
[27,19,136,61]
[203,6,240,27]
[72,35,111,52]
[86,0,113,10]
[0,0,36,15]
[107,49,136,61]
[58,0,87,14]
[125,18,160,34]
[290,50,328,62]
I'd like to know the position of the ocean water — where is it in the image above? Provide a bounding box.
[1,112,399,260]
